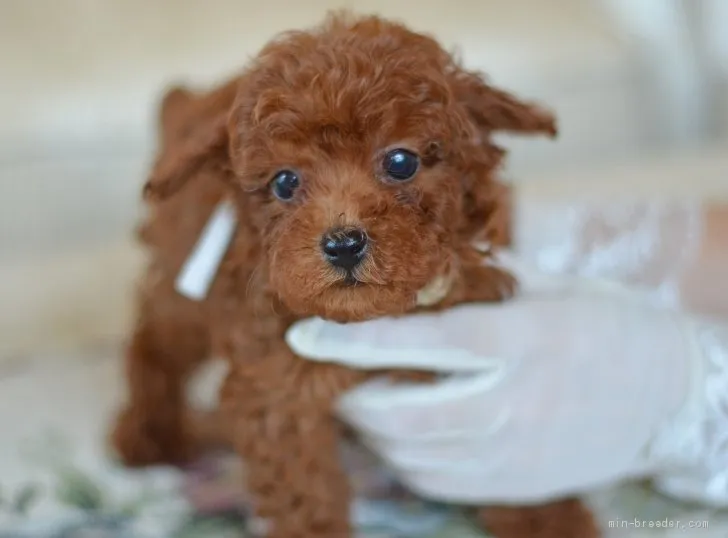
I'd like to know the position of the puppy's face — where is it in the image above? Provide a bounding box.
[228,14,555,322]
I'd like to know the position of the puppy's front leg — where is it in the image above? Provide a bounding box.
[222,351,366,538]
[441,261,517,308]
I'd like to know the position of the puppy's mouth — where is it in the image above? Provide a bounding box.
[333,268,454,307]
[326,271,361,289]
[341,272,360,287]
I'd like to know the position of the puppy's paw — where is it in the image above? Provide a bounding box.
[477,499,600,538]
[110,406,198,468]
[457,264,518,304]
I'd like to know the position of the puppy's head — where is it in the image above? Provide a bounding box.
[230,13,556,322]
[147,13,556,322]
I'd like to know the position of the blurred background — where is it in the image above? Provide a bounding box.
[0,1,727,534]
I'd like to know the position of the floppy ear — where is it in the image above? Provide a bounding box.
[157,86,195,145]
[450,68,558,138]
[142,80,240,202]
[143,114,229,202]
[448,69,555,246]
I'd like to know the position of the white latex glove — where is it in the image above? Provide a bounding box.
[286,264,728,506]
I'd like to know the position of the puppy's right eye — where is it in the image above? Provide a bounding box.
[270,170,300,201]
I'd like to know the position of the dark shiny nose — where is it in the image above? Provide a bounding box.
[321,227,368,270]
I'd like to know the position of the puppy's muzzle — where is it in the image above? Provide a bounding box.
[321,227,368,271]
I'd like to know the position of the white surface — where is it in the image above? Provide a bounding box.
[597,0,713,144]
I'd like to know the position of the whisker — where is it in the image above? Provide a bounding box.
[288,245,319,254]
[245,259,264,300]
[354,256,387,286]
[268,296,282,317]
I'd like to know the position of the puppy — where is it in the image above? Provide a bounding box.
[111,12,598,538]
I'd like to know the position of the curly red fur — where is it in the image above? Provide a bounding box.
[111,12,598,538]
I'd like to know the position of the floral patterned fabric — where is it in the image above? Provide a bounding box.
[1,346,727,537]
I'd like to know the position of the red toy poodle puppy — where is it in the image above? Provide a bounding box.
[111,11,598,538]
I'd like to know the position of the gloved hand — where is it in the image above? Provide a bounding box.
[286,262,728,506]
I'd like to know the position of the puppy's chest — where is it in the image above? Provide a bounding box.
[205,268,292,362]
[185,226,290,361]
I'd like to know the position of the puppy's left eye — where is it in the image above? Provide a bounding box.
[383,149,419,181]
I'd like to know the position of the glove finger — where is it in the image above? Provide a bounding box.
[286,314,511,372]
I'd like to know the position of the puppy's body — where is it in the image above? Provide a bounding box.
[112,13,598,538]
